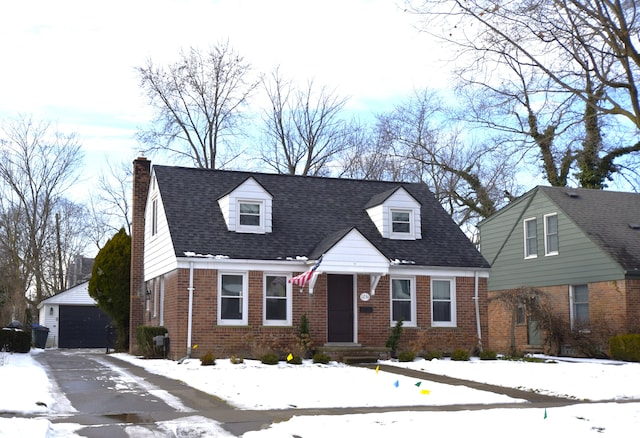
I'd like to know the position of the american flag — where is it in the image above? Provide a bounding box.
[289,257,323,288]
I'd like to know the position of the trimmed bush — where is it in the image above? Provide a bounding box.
[200,352,216,366]
[398,350,416,362]
[312,352,331,364]
[479,350,498,360]
[135,326,168,358]
[260,352,280,365]
[287,354,303,365]
[450,349,470,361]
[230,355,244,364]
[423,351,443,360]
[610,334,640,362]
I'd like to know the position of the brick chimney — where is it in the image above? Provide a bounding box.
[129,156,151,353]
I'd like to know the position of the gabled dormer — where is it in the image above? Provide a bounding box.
[366,186,422,240]
[218,177,273,234]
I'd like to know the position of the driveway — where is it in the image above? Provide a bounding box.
[35,349,577,437]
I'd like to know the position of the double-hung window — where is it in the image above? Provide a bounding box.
[391,210,411,234]
[432,278,456,327]
[544,213,559,255]
[524,217,537,258]
[237,200,264,232]
[391,277,416,327]
[264,275,291,326]
[570,284,589,329]
[218,273,248,325]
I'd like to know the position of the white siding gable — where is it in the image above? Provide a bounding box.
[320,229,389,274]
[218,177,273,234]
[366,187,422,240]
[144,173,177,280]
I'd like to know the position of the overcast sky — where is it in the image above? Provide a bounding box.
[0,0,452,198]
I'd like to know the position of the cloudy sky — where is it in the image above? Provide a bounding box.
[0,0,451,198]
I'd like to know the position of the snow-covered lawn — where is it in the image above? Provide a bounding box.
[1,349,640,437]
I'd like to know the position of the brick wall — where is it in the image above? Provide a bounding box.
[488,279,638,356]
[129,157,150,353]
[149,269,487,360]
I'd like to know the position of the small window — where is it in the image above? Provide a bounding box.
[151,198,158,236]
[391,278,415,326]
[239,202,261,226]
[524,217,537,258]
[264,275,291,325]
[516,304,525,325]
[218,273,248,325]
[545,213,559,255]
[571,284,589,329]
[431,278,456,327]
[391,210,411,234]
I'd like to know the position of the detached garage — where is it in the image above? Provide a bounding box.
[37,281,113,348]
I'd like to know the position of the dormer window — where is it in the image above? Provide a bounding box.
[366,187,421,240]
[238,200,263,230]
[218,177,273,234]
[391,210,412,235]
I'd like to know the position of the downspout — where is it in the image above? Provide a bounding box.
[187,261,194,357]
[178,261,195,364]
[474,270,483,352]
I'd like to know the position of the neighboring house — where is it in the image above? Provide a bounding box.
[130,157,490,360]
[66,255,94,289]
[478,186,640,356]
[37,281,113,348]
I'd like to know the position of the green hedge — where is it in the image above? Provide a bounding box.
[610,334,640,362]
[0,329,31,353]
[135,326,168,358]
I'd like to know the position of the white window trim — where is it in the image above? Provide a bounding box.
[569,284,589,331]
[431,277,457,327]
[389,208,415,240]
[263,273,292,326]
[236,199,265,233]
[544,213,559,256]
[151,197,158,236]
[523,217,537,259]
[159,276,165,326]
[390,276,417,327]
[217,272,249,325]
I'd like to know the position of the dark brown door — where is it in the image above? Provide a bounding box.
[327,274,354,342]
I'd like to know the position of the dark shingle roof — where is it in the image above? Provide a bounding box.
[539,186,640,273]
[153,165,489,269]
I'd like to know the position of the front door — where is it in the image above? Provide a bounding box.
[327,274,354,343]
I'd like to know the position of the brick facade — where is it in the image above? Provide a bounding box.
[141,269,487,360]
[488,279,639,356]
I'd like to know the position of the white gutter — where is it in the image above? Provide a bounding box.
[474,270,483,352]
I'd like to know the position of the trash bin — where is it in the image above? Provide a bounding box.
[32,325,49,349]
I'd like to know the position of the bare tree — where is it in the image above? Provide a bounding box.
[137,41,259,169]
[407,0,640,188]
[374,89,519,229]
[260,69,351,176]
[0,115,83,311]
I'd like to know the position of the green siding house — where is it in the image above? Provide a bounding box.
[479,186,640,356]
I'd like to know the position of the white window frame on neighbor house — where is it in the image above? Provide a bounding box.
[218,272,248,325]
[544,213,559,256]
[151,197,158,236]
[263,274,292,326]
[523,217,538,259]
[569,284,589,330]
[236,200,264,233]
[390,277,416,327]
[431,278,456,327]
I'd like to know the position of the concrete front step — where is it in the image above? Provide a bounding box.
[317,345,390,363]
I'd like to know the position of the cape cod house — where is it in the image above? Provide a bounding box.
[478,186,640,356]
[130,157,490,360]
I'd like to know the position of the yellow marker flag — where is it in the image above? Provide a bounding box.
[375,365,380,374]
[193,344,198,350]
[420,389,431,395]
[287,353,293,361]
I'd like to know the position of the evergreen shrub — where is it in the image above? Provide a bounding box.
[610,334,640,362]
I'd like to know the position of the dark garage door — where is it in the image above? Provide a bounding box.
[59,306,112,348]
